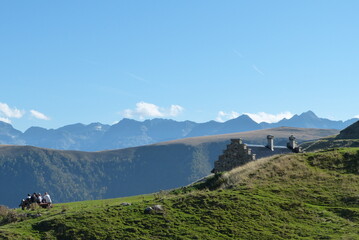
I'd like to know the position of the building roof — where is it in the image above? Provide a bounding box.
[247,144,293,159]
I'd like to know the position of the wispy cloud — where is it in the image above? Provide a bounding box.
[169,105,184,117]
[252,64,264,76]
[0,117,11,124]
[244,112,294,123]
[122,102,184,120]
[0,102,52,124]
[354,115,359,119]
[233,50,265,76]
[0,102,24,118]
[216,110,293,123]
[30,110,50,120]
[233,49,243,58]
[127,72,149,84]
[216,111,240,122]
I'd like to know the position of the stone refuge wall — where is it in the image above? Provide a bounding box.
[212,135,301,173]
[212,139,255,173]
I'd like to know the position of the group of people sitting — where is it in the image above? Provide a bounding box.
[19,192,52,210]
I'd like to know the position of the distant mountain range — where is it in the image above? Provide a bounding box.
[0,110,357,151]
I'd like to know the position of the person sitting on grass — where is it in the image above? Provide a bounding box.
[37,193,43,204]
[31,193,38,203]
[43,192,52,205]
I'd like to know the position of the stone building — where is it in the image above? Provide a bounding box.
[212,135,301,173]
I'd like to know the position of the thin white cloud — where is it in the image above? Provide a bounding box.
[122,102,184,120]
[233,49,243,58]
[169,105,184,117]
[0,102,24,118]
[216,110,294,123]
[30,110,50,120]
[127,72,149,84]
[354,115,359,119]
[123,109,135,119]
[216,111,240,122]
[244,112,294,123]
[252,64,264,76]
[0,117,11,124]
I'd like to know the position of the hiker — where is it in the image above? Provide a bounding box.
[31,193,38,203]
[37,193,43,204]
[19,195,32,210]
[43,192,52,204]
[19,199,27,210]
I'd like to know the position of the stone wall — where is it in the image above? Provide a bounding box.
[212,135,302,173]
[212,139,255,173]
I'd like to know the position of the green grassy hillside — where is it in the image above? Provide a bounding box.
[301,138,359,152]
[300,120,359,152]
[337,120,359,139]
[1,148,359,239]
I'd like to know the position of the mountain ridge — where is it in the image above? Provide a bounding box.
[0,111,356,151]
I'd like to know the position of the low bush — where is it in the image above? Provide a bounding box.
[0,205,27,226]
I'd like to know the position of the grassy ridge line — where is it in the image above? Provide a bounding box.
[154,127,339,146]
[1,148,359,239]
[301,139,359,152]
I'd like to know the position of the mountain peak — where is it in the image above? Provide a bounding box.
[299,110,318,119]
[238,114,253,120]
[117,118,140,124]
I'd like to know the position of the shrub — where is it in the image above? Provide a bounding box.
[0,205,27,225]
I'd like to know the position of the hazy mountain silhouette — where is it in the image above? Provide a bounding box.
[0,111,357,151]
[23,123,110,151]
[187,115,260,137]
[262,111,357,129]
[0,121,24,145]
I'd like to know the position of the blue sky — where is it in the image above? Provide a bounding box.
[1,1,359,131]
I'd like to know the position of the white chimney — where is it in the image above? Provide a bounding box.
[267,135,274,151]
[289,135,296,149]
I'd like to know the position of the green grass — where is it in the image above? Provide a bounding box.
[2,148,359,239]
[301,139,359,152]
